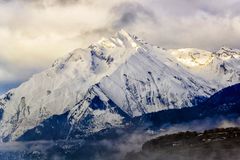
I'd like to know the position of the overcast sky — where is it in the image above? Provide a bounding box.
[0,0,240,94]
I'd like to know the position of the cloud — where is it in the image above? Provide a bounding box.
[2,0,94,7]
[0,0,240,93]
[111,2,156,29]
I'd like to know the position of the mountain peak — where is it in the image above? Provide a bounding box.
[116,29,131,38]
[218,46,240,53]
[96,29,140,49]
[52,30,142,72]
[170,48,214,67]
[215,46,240,60]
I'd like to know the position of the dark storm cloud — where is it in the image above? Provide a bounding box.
[111,2,156,29]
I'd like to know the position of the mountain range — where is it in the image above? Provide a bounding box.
[3,83,239,160]
[0,30,240,142]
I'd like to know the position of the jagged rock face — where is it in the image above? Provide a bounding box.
[67,85,127,138]
[0,30,240,141]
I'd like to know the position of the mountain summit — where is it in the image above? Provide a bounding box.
[0,30,239,142]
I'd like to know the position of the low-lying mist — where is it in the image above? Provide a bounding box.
[0,116,240,160]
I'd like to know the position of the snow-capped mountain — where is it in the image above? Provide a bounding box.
[0,30,239,142]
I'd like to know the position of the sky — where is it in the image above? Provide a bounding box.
[0,0,240,94]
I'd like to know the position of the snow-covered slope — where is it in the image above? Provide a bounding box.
[0,30,239,141]
[171,47,240,87]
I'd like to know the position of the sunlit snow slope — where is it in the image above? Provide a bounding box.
[0,30,239,141]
